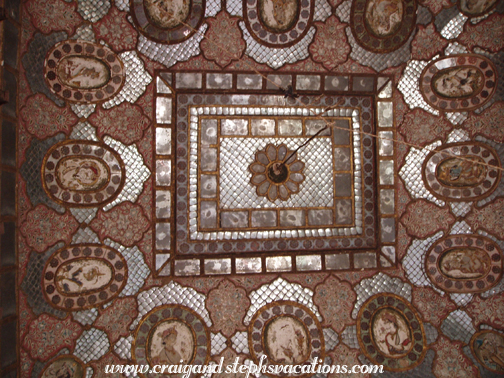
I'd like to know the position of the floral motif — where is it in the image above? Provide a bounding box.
[458,13,504,52]
[93,7,138,52]
[210,349,246,378]
[328,344,368,378]
[89,103,151,145]
[201,12,246,68]
[465,198,504,239]
[314,276,356,333]
[466,295,504,329]
[20,205,79,253]
[400,200,455,238]
[94,297,138,343]
[398,109,452,146]
[90,352,127,378]
[90,202,150,247]
[464,102,504,143]
[417,0,452,14]
[23,314,83,360]
[309,16,350,70]
[207,280,250,337]
[20,94,78,139]
[396,223,412,261]
[432,336,479,378]
[25,0,82,35]
[411,287,456,327]
[249,144,305,202]
[411,23,448,60]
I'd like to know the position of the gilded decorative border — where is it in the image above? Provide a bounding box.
[132,305,210,378]
[41,140,126,208]
[42,244,128,311]
[130,0,206,44]
[248,300,325,378]
[357,293,426,372]
[420,54,497,112]
[350,0,417,53]
[425,235,503,293]
[422,142,502,202]
[44,40,125,104]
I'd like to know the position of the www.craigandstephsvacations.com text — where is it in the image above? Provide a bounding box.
[104,356,384,376]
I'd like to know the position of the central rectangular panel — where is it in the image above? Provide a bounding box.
[174,93,377,255]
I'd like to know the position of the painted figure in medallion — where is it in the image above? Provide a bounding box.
[436,156,486,187]
[55,260,112,294]
[41,357,84,378]
[259,0,298,31]
[365,0,404,37]
[57,56,111,90]
[145,0,191,29]
[432,67,484,98]
[474,332,504,372]
[150,321,195,365]
[372,309,412,356]
[57,158,108,191]
[460,0,497,16]
[265,316,310,364]
[439,248,490,279]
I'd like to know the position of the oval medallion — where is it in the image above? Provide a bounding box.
[420,55,497,111]
[43,244,128,311]
[41,355,85,378]
[425,235,503,293]
[422,142,501,202]
[358,294,426,371]
[145,0,191,29]
[248,301,324,376]
[258,0,298,32]
[471,330,504,374]
[44,40,125,103]
[458,0,498,17]
[133,305,210,378]
[244,0,313,47]
[42,140,125,207]
[351,0,416,53]
[131,0,205,44]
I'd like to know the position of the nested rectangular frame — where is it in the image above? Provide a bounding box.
[152,71,397,277]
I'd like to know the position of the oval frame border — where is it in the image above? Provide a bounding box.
[420,54,497,112]
[129,0,206,44]
[41,140,126,208]
[132,304,211,378]
[44,40,125,104]
[243,0,314,48]
[422,141,502,202]
[357,293,427,372]
[470,330,504,374]
[425,234,503,294]
[350,0,417,53]
[42,244,128,311]
[248,300,325,378]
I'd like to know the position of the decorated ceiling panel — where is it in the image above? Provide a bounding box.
[2,0,504,376]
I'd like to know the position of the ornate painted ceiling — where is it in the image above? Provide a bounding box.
[1,0,504,376]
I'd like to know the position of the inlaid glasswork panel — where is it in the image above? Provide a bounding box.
[153,73,398,275]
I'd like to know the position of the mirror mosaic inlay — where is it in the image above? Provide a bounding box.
[154,72,398,276]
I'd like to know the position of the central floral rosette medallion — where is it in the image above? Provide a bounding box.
[249,143,305,202]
